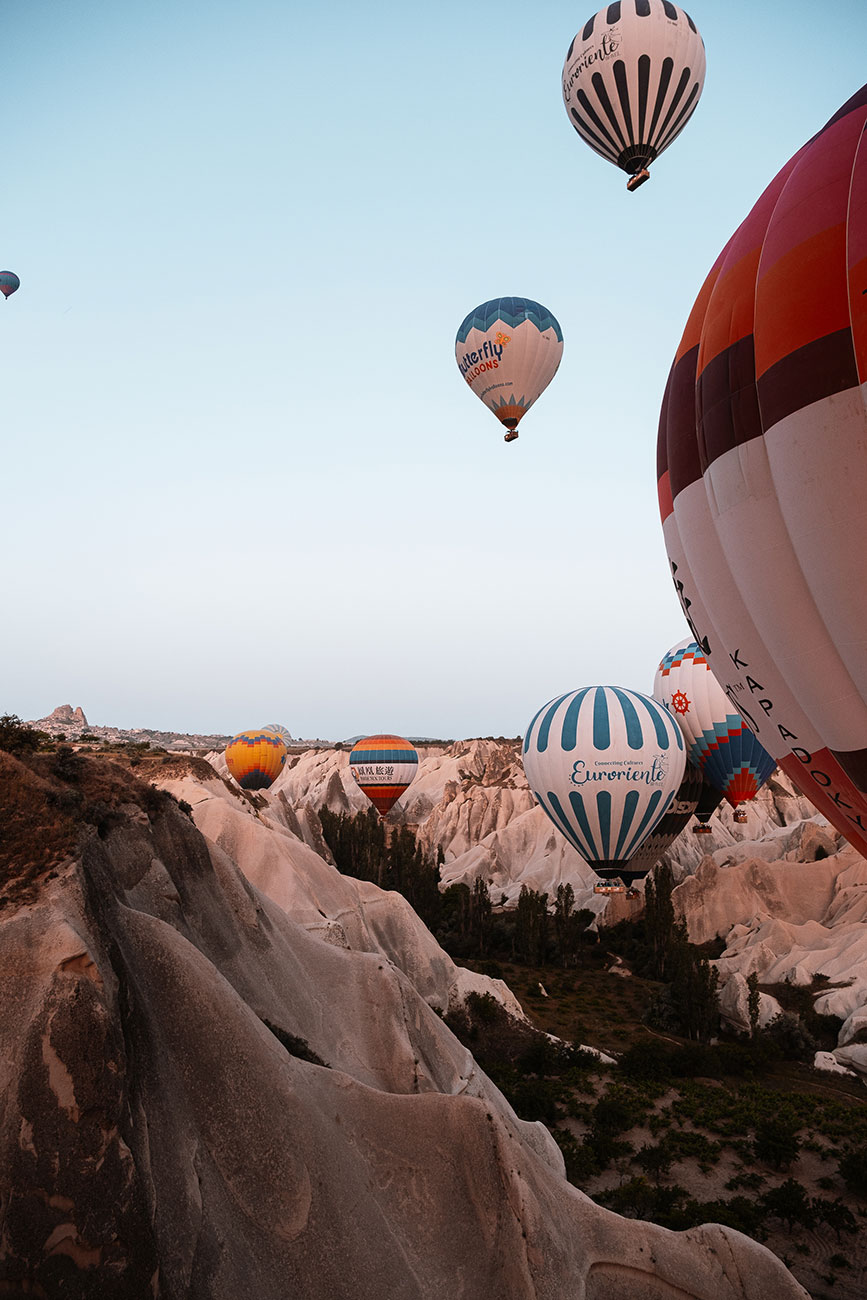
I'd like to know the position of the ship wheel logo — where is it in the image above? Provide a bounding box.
[671,690,690,715]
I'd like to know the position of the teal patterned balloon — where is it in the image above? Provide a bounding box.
[523,686,686,882]
[455,297,563,443]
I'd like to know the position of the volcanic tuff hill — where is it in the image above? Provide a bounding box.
[0,743,813,1299]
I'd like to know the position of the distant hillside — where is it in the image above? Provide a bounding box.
[27,704,332,753]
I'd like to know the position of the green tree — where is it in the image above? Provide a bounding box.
[634,1142,674,1185]
[747,971,761,1039]
[469,877,493,955]
[0,714,44,755]
[811,1197,857,1242]
[753,1113,801,1170]
[761,1179,815,1232]
[838,1145,867,1198]
[668,927,720,1043]
[515,886,549,965]
[644,863,677,980]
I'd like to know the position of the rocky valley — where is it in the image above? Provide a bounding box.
[2,732,865,1298]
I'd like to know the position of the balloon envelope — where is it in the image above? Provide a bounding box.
[562,1,705,188]
[694,778,725,827]
[657,84,867,856]
[455,297,563,440]
[225,730,287,790]
[261,723,293,746]
[0,271,20,299]
[625,761,704,878]
[348,734,419,817]
[654,641,776,809]
[522,685,686,882]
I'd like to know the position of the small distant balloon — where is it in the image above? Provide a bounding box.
[225,729,288,790]
[455,297,563,443]
[0,272,20,300]
[562,1,706,191]
[348,734,419,818]
[261,723,293,746]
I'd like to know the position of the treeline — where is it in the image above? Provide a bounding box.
[319,812,787,1048]
[318,807,443,930]
[317,808,599,969]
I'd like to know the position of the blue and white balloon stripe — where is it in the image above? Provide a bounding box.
[523,686,686,869]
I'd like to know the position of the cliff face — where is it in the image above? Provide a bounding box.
[0,750,809,1299]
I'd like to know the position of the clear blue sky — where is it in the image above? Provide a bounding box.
[4,0,865,740]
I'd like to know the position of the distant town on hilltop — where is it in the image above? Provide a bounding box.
[26,706,452,752]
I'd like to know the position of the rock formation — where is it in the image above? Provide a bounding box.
[0,748,809,1298]
[43,703,88,727]
[672,843,867,1079]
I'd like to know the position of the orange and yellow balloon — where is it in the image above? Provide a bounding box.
[225,729,287,790]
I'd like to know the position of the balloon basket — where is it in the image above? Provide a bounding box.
[692,824,712,834]
[733,810,748,824]
[504,430,519,443]
[626,168,650,192]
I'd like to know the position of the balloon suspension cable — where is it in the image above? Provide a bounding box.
[626,168,651,192]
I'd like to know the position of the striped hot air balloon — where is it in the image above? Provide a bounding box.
[455,297,563,443]
[522,686,686,883]
[562,1,705,191]
[654,642,776,820]
[261,723,293,746]
[225,729,287,790]
[348,734,419,818]
[657,84,867,855]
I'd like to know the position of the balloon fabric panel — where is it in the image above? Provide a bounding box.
[849,127,867,380]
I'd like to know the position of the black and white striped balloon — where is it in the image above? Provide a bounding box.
[562,0,705,188]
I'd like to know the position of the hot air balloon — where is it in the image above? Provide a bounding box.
[455,297,563,443]
[654,641,776,822]
[657,84,867,857]
[261,723,293,746]
[562,1,705,191]
[692,778,724,835]
[348,734,419,817]
[0,272,20,300]
[624,760,703,877]
[522,685,686,883]
[225,729,287,790]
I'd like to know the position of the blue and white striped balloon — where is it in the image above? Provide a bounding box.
[522,686,686,881]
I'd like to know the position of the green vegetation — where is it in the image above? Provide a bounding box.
[0,714,48,755]
[319,806,442,930]
[262,1019,329,1067]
